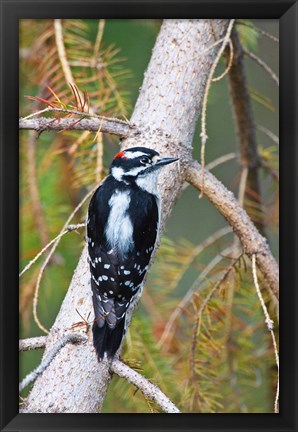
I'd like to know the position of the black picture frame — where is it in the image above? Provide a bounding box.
[1,1,297,431]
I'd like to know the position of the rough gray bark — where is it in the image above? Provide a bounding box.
[21,19,278,413]
[19,336,47,351]
[19,113,136,138]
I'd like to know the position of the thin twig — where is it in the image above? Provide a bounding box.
[96,132,104,183]
[168,226,232,293]
[182,152,236,192]
[19,333,86,392]
[54,19,97,120]
[236,20,279,44]
[21,107,132,127]
[19,223,85,277]
[206,152,236,171]
[93,20,105,59]
[244,49,279,87]
[212,39,234,82]
[32,187,97,334]
[257,125,279,145]
[19,336,47,351]
[251,255,274,331]
[238,167,249,208]
[200,19,235,197]
[54,19,75,88]
[111,359,180,413]
[22,107,51,120]
[251,254,279,413]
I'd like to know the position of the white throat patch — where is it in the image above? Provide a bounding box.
[136,171,159,196]
[105,190,133,256]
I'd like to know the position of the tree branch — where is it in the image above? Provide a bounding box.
[185,160,279,299]
[199,19,235,195]
[19,336,47,352]
[257,125,279,145]
[110,360,180,413]
[19,223,85,278]
[226,27,267,236]
[19,112,138,138]
[244,49,279,87]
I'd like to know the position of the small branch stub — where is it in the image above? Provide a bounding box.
[19,336,47,352]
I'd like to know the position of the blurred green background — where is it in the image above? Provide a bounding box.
[19,19,279,413]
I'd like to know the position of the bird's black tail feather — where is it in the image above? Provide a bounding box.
[92,320,126,362]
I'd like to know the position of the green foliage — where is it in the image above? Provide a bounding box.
[186,265,274,413]
[236,20,259,52]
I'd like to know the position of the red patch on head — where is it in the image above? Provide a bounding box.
[113,151,126,160]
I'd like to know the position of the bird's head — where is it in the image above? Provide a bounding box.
[110,147,178,187]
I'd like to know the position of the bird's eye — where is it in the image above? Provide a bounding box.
[140,156,151,165]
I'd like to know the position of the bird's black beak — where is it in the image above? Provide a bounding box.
[155,157,179,167]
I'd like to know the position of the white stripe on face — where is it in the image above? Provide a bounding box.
[124,151,149,159]
[111,167,124,181]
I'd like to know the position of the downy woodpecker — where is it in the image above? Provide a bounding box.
[87,147,178,361]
